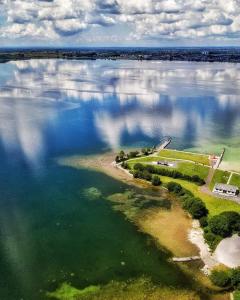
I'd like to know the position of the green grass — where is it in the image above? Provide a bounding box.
[230,173,240,188]
[159,149,210,166]
[127,157,209,180]
[175,162,209,179]
[234,290,240,300]
[127,156,173,164]
[160,176,240,216]
[209,169,231,190]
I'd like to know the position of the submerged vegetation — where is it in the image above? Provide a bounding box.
[48,277,201,300]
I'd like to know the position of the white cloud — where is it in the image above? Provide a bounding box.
[1,0,240,42]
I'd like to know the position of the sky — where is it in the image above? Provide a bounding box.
[1,0,240,47]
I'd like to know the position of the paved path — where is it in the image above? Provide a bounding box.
[227,172,233,184]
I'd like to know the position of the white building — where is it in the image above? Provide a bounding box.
[213,183,239,197]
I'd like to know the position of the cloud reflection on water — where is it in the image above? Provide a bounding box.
[0,59,240,169]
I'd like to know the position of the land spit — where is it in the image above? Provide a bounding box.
[57,152,230,271]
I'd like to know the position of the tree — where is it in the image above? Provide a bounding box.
[128,151,139,159]
[119,150,126,160]
[210,270,230,287]
[209,214,232,237]
[151,175,161,186]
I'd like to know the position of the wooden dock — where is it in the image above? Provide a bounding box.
[172,256,201,262]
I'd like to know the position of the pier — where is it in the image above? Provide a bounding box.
[156,137,172,151]
[172,256,201,262]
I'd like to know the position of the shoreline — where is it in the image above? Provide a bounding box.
[57,152,220,271]
[2,48,240,64]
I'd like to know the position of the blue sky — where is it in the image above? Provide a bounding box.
[1,0,240,47]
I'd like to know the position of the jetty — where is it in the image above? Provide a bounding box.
[156,137,172,151]
[213,147,225,169]
[172,256,201,262]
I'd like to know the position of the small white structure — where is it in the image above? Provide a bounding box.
[213,183,239,196]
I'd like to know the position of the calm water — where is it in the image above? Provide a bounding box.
[0,59,240,299]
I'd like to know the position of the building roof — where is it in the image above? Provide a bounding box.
[214,183,239,193]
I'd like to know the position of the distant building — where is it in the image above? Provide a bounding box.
[213,183,239,196]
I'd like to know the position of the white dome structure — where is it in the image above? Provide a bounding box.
[214,235,240,268]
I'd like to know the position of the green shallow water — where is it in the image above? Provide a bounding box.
[0,164,191,300]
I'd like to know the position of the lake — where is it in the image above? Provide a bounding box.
[0,59,240,299]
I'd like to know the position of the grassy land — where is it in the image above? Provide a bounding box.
[127,157,209,180]
[209,169,231,190]
[159,149,210,166]
[230,173,240,188]
[234,291,240,300]
[160,176,240,216]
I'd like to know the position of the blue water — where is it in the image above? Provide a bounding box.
[0,59,240,299]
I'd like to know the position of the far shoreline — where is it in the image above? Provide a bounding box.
[2,47,240,63]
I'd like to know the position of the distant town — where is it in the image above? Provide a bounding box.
[2,47,240,63]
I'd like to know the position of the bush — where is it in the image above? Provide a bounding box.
[127,151,139,159]
[220,211,240,232]
[167,182,182,193]
[209,214,232,238]
[210,270,231,287]
[204,232,221,250]
[188,198,208,219]
[134,163,145,171]
[231,268,240,289]
[151,175,161,186]
[199,216,208,228]
[142,170,152,181]
[182,197,208,219]
[121,161,129,169]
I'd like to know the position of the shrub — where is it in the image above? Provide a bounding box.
[204,232,221,250]
[210,270,231,287]
[199,216,208,228]
[151,175,161,186]
[188,199,208,219]
[231,268,240,289]
[209,215,232,238]
[220,211,240,232]
[121,161,129,169]
[128,151,139,159]
[182,197,195,210]
[134,163,145,171]
[167,182,182,193]
[142,170,152,181]
[133,170,142,178]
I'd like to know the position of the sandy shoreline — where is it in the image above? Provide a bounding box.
[57,152,237,276]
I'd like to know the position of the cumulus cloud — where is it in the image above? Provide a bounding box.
[0,0,240,42]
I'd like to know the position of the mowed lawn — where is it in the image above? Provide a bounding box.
[160,176,240,216]
[127,158,209,180]
[230,173,240,188]
[209,169,231,190]
[159,149,210,166]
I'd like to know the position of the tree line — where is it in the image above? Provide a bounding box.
[130,162,205,186]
